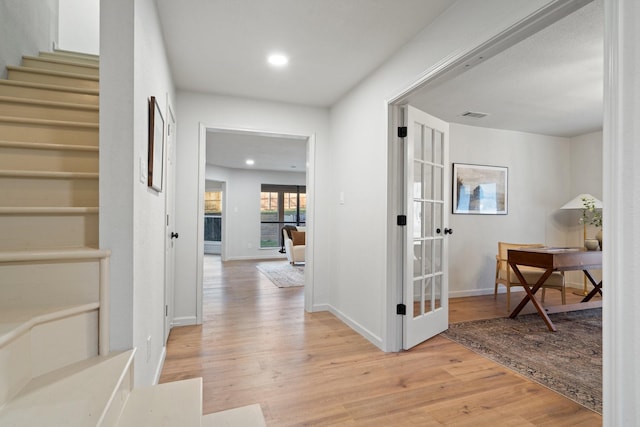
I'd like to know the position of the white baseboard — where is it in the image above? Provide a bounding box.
[327,306,384,351]
[225,254,287,261]
[310,303,330,312]
[153,346,167,385]
[171,316,197,327]
[450,281,584,299]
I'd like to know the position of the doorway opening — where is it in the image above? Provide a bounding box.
[386,0,602,351]
[196,125,316,323]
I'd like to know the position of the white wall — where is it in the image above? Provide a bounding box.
[0,0,58,78]
[58,0,99,54]
[206,165,304,260]
[327,0,555,350]
[448,124,572,297]
[174,92,331,325]
[101,0,175,386]
[563,131,603,286]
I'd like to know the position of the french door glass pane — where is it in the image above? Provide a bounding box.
[434,239,443,273]
[434,166,443,201]
[424,276,433,314]
[424,127,433,163]
[423,202,433,237]
[413,201,422,239]
[424,164,433,200]
[413,241,423,278]
[413,123,423,160]
[413,163,423,199]
[413,279,422,318]
[434,274,442,309]
[434,130,443,165]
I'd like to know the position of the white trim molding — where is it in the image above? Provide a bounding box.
[603,0,640,424]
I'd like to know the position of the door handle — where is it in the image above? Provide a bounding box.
[171,232,179,239]
[444,228,453,235]
[436,228,441,234]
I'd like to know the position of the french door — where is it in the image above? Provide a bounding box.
[403,105,450,349]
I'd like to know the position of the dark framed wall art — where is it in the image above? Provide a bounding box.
[148,96,165,192]
[453,163,508,214]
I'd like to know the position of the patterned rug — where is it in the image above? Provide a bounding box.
[256,262,305,288]
[441,308,602,413]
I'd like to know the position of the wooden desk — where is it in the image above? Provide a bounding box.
[508,248,602,331]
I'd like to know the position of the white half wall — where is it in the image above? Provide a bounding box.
[101,0,175,386]
[58,0,99,54]
[0,0,58,78]
[174,92,330,325]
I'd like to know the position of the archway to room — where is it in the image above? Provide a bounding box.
[196,126,316,322]
[386,0,603,351]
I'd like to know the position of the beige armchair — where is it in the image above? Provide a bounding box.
[495,242,566,312]
[282,226,306,265]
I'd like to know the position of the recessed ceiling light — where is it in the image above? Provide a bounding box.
[246,159,255,165]
[268,54,288,67]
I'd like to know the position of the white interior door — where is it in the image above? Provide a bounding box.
[403,105,450,350]
[164,103,177,344]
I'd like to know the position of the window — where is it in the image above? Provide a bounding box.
[204,191,222,242]
[260,184,306,248]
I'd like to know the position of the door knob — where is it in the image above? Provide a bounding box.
[171,232,179,239]
[444,228,453,235]
[436,228,442,234]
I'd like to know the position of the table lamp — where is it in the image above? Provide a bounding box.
[560,193,602,295]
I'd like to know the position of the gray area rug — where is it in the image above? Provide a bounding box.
[256,262,304,288]
[441,308,602,413]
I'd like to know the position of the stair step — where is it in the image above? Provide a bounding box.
[0,116,98,145]
[7,66,99,90]
[0,304,100,406]
[41,50,100,65]
[0,169,98,179]
[0,95,98,123]
[116,378,203,426]
[0,174,98,207]
[0,144,97,173]
[0,80,98,105]
[0,247,109,263]
[0,140,98,152]
[202,404,267,427]
[0,212,98,250]
[0,249,100,307]
[0,350,135,427]
[0,207,98,214]
[22,56,99,77]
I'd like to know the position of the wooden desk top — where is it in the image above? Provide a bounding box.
[508,247,602,271]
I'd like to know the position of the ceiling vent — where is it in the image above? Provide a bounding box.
[460,111,489,119]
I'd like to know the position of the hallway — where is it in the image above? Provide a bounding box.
[160,256,600,426]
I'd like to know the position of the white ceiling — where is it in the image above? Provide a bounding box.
[409,0,603,138]
[155,0,455,107]
[156,0,603,171]
[206,130,307,173]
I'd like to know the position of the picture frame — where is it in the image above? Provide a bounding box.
[453,163,508,214]
[148,96,164,192]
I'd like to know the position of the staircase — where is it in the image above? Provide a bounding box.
[0,49,265,426]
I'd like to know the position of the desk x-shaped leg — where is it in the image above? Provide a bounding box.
[581,269,602,302]
[508,263,557,332]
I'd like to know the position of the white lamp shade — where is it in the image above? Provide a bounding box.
[560,193,602,210]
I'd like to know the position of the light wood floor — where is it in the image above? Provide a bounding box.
[160,256,602,426]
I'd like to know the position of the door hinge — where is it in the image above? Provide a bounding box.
[397,126,407,138]
[165,305,168,316]
[397,215,407,226]
[397,304,406,315]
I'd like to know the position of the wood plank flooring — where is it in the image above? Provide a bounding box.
[160,256,602,426]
